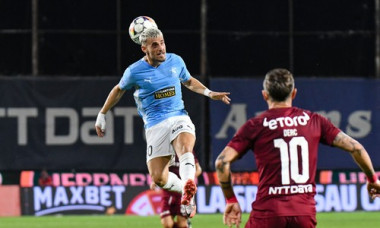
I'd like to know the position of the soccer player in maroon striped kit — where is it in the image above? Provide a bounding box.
[215,68,380,228]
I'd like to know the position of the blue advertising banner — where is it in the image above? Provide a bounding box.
[0,77,203,171]
[196,184,380,213]
[210,78,380,170]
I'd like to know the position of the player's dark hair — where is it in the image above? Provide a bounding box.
[263,68,294,102]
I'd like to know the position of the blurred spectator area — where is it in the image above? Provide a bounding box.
[0,0,376,77]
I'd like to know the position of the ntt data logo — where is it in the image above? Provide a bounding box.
[33,186,125,216]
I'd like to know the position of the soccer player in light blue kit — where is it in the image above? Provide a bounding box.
[95,27,231,218]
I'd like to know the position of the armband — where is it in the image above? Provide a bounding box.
[226,195,238,204]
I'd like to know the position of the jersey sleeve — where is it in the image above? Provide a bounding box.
[176,55,191,82]
[227,119,255,157]
[119,67,135,90]
[317,114,341,145]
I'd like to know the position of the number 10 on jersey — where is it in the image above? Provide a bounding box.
[274,136,310,185]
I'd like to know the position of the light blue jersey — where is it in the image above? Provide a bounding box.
[119,53,191,128]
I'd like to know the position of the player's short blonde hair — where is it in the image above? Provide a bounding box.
[140,27,163,45]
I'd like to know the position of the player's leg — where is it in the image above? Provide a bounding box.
[170,116,197,218]
[171,192,189,228]
[187,218,192,228]
[160,215,175,228]
[146,120,183,192]
[172,132,197,218]
[172,132,196,184]
[147,156,184,192]
[147,155,171,187]
[169,116,197,186]
[176,215,190,228]
[160,191,178,228]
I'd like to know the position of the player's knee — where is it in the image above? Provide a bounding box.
[173,134,195,154]
[175,146,193,156]
[152,174,167,187]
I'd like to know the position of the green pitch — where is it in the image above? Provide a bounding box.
[0,212,379,228]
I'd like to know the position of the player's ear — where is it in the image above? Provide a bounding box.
[141,45,147,53]
[262,90,269,101]
[291,88,297,100]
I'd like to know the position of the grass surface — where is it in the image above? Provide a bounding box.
[0,212,379,228]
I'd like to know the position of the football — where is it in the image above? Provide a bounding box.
[129,16,158,45]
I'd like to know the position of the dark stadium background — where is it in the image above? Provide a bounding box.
[0,0,376,78]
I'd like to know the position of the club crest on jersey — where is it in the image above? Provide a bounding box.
[154,86,176,99]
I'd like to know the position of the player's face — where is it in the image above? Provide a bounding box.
[143,35,166,66]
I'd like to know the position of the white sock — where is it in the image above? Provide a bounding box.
[179,152,196,184]
[162,172,183,193]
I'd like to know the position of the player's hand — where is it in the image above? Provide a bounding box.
[95,112,106,137]
[223,202,242,228]
[210,91,231,105]
[367,180,380,199]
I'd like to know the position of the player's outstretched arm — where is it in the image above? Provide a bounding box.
[332,131,380,199]
[215,146,241,228]
[182,77,231,104]
[95,85,126,137]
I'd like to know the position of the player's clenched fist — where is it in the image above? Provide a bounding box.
[367,178,380,199]
[95,112,106,137]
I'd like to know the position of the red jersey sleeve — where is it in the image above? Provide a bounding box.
[227,119,256,156]
[316,113,341,145]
